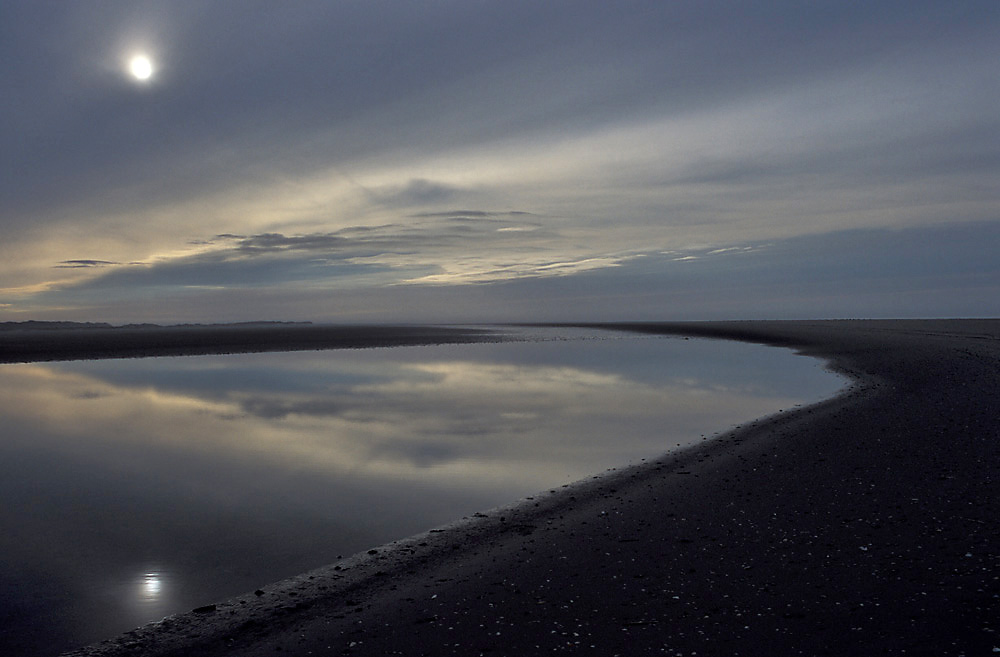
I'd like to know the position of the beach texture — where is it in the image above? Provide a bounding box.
[60,319,999,655]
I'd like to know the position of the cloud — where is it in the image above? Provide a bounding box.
[366,179,461,207]
[7,0,995,235]
[2,2,998,321]
[37,211,616,302]
[410,210,534,219]
[54,260,121,269]
[230,233,348,255]
[13,218,999,323]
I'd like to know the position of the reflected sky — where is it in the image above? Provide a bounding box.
[0,329,844,655]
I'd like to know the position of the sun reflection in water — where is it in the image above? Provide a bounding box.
[132,569,170,614]
[142,573,161,599]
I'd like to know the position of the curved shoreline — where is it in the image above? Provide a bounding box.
[64,320,999,655]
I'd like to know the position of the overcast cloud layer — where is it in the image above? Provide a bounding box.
[2,1,998,322]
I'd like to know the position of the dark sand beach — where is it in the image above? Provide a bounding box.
[45,319,1000,655]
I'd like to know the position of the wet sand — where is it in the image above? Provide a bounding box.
[60,319,999,655]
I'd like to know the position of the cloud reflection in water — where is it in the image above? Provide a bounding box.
[0,331,844,655]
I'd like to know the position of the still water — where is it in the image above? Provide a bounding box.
[0,328,844,655]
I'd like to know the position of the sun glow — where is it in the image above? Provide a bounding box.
[128,54,154,81]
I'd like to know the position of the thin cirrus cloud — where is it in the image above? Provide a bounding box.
[54,260,121,269]
[1,0,998,321]
[24,219,1000,324]
[41,211,616,295]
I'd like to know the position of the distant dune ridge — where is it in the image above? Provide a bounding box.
[53,319,1000,656]
[0,320,312,331]
[0,322,499,364]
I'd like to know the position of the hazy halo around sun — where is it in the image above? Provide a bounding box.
[128,54,154,81]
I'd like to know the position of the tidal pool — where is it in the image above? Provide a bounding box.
[0,327,844,655]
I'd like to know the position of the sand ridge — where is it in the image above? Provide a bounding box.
[63,320,1000,655]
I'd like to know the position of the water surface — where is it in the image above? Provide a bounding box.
[0,328,843,654]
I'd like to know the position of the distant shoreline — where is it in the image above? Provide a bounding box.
[0,320,314,332]
[57,319,1000,656]
[0,323,502,364]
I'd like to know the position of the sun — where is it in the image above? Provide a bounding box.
[128,54,154,81]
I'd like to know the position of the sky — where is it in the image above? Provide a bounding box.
[2,0,998,324]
